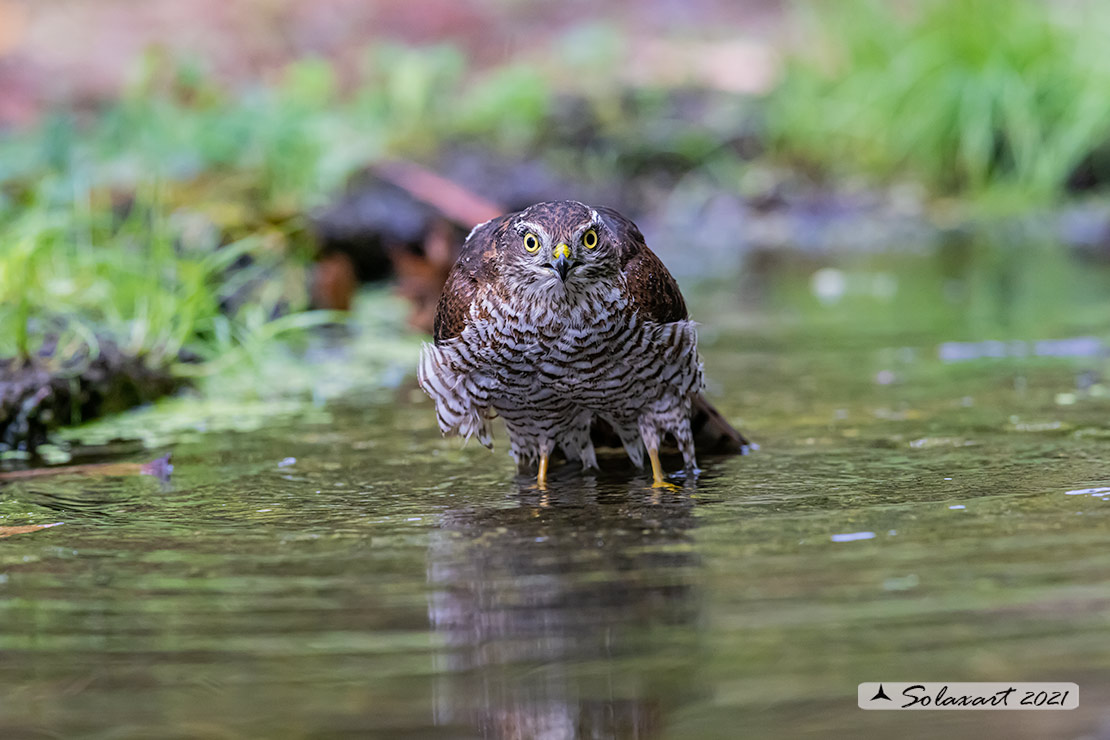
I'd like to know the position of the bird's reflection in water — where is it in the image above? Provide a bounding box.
[427,470,705,739]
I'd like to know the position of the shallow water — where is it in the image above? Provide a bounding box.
[3,244,1110,738]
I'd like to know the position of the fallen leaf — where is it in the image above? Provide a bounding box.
[0,522,63,538]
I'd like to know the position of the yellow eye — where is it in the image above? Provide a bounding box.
[582,228,598,249]
[523,233,540,253]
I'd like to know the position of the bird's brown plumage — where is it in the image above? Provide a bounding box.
[418,200,748,483]
[599,206,689,325]
[432,214,509,343]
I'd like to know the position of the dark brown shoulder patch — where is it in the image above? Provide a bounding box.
[433,213,514,342]
[597,206,687,323]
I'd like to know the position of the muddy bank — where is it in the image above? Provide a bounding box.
[0,340,179,453]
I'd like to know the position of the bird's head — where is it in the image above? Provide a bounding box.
[500,200,620,297]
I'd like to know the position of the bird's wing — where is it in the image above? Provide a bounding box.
[433,212,515,343]
[594,208,751,455]
[597,206,688,323]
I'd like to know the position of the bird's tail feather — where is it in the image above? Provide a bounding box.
[689,394,753,454]
[587,394,753,456]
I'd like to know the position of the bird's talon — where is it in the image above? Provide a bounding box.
[536,451,549,490]
[647,448,678,490]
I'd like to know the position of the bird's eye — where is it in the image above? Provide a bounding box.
[523,233,540,253]
[582,228,598,249]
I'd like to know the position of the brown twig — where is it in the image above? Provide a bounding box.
[371,160,503,228]
[0,453,172,482]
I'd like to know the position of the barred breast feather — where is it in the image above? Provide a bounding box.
[419,284,702,468]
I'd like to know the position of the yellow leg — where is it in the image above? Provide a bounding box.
[537,452,549,490]
[648,448,678,489]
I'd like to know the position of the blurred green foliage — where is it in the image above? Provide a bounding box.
[768,0,1110,198]
[0,187,256,366]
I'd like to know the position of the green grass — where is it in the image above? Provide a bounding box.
[767,0,1110,198]
[0,165,335,374]
[0,63,341,374]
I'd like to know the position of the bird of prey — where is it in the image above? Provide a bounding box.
[418,200,748,487]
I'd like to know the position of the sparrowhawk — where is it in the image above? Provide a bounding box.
[418,200,748,487]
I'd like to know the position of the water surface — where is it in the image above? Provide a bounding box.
[2,244,1110,738]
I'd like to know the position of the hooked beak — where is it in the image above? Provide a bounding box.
[549,243,573,282]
